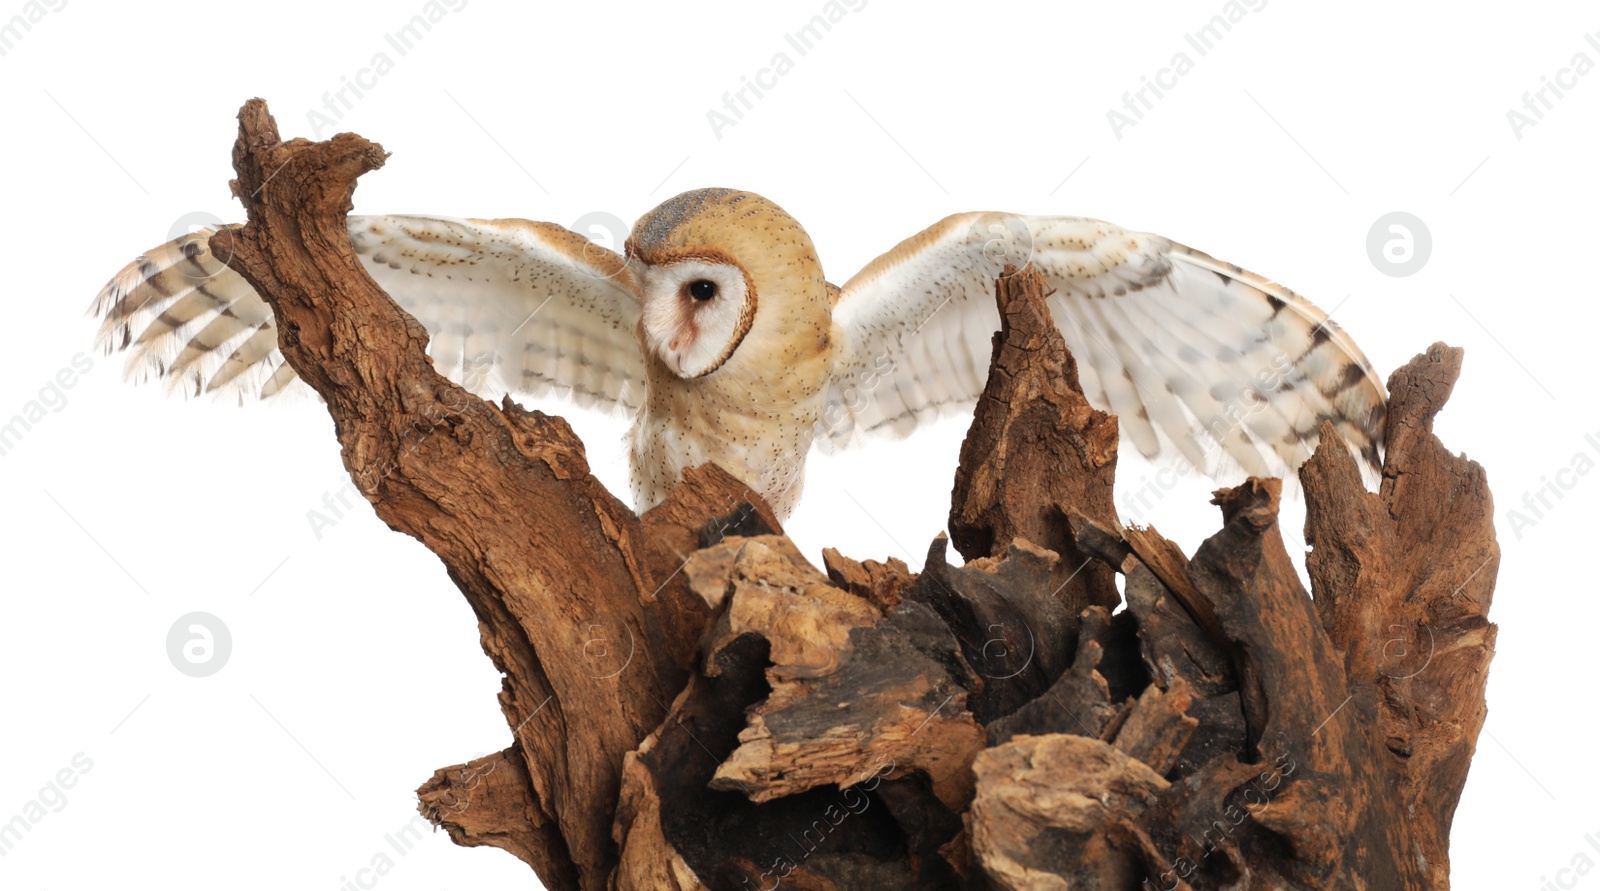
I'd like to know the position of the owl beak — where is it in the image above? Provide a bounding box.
[662,327,698,376]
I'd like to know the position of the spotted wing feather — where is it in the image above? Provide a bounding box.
[90,215,647,410]
[824,212,1386,483]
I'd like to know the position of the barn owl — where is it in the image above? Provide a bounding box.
[91,187,1385,520]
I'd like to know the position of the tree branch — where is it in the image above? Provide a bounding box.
[217,97,760,891]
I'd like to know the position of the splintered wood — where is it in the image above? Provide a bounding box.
[222,101,1497,890]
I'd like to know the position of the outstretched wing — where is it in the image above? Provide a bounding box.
[822,212,1386,481]
[90,215,647,410]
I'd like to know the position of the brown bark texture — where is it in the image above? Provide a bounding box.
[216,100,1498,891]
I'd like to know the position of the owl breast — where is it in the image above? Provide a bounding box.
[628,372,827,519]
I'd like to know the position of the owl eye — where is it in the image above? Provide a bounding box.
[687,279,718,301]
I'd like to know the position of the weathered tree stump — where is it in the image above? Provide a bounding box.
[215,99,1497,890]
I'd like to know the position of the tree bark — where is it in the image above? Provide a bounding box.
[215,100,1497,890]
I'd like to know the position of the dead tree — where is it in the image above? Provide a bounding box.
[212,99,1497,890]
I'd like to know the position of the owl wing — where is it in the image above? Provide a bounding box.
[822,212,1386,481]
[90,215,647,410]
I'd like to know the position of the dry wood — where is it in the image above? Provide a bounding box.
[217,99,748,891]
[214,101,1497,890]
[949,264,1122,617]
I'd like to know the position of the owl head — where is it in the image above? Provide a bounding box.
[626,188,829,379]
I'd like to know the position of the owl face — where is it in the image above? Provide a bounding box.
[636,255,755,378]
[625,187,830,387]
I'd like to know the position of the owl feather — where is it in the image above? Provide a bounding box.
[92,194,1386,518]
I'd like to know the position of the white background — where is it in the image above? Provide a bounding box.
[0,1,1590,888]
